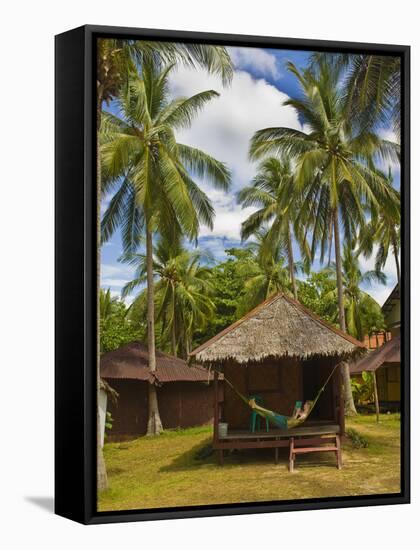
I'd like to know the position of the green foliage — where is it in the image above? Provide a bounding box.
[126,236,216,357]
[298,271,338,326]
[238,156,310,297]
[193,249,248,344]
[351,371,375,406]
[346,428,369,448]
[100,289,144,353]
[105,411,114,433]
[297,248,386,339]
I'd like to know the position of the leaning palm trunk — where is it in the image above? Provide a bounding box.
[392,236,400,287]
[146,226,163,436]
[96,87,108,490]
[287,227,298,300]
[333,208,357,416]
[171,287,177,357]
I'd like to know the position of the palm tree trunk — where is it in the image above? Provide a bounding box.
[96,86,108,491]
[287,226,298,300]
[333,208,357,416]
[145,225,163,436]
[392,234,400,286]
[171,286,177,357]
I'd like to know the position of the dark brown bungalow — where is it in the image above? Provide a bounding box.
[101,342,215,438]
[190,293,366,470]
[350,335,401,409]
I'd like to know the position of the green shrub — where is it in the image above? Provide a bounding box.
[351,371,374,406]
[346,428,368,448]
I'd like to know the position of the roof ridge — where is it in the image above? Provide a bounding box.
[189,292,284,357]
[280,293,366,348]
[190,291,365,358]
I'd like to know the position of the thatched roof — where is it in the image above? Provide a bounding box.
[190,293,366,365]
[382,283,400,314]
[350,335,400,374]
[101,341,211,384]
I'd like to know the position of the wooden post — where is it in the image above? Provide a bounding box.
[289,437,295,472]
[335,434,342,469]
[213,370,219,446]
[337,366,345,436]
[373,371,380,423]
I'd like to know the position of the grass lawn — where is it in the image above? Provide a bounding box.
[98,414,401,512]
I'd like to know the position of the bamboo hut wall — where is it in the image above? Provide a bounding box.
[223,358,302,429]
[105,379,214,437]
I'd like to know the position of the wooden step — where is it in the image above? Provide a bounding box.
[293,446,337,454]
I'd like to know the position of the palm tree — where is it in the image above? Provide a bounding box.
[322,244,387,340]
[234,237,291,315]
[99,288,116,322]
[238,156,310,299]
[96,39,232,488]
[100,60,231,434]
[123,237,215,358]
[249,57,398,414]
[310,52,401,135]
[344,55,401,136]
[358,169,401,286]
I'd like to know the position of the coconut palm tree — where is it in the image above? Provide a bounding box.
[358,169,401,286]
[249,57,398,414]
[234,236,291,315]
[96,39,232,488]
[238,156,310,299]
[122,237,215,358]
[310,52,401,135]
[100,60,231,435]
[321,244,387,340]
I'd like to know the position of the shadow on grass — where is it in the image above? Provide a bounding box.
[158,438,314,472]
[160,436,344,472]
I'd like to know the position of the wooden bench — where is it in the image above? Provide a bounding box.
[289,434,342,472]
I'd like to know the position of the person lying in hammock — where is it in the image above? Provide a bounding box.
[292,401,313,422]
[248,398,314,429]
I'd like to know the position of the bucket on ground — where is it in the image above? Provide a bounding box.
[218,422,228,438]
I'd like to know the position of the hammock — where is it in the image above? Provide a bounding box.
[220,363,340,430]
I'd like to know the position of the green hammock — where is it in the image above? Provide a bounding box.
[221,363,340,430]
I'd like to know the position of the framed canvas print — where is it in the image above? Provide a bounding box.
[55,25,410,524]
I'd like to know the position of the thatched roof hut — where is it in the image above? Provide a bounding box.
[100,342,215,438]
[350,336,401,407]
[191,293,365,365]
[350,336,400,374]
[190,293,366,442]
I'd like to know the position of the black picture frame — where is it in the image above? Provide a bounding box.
[55,24,410,525]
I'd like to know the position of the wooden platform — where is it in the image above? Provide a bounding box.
[214,423,342,469]
[218,423,340,440]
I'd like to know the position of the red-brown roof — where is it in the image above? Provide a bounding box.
[100,342,211,384]
[350,336,401,374]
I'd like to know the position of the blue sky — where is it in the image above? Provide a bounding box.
[101,45,400,307]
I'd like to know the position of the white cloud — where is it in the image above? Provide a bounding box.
[169,67,301,185]
[227,47,280,80]
[101,263,132,279]
[101,278,129,288]
[168,66,303,243]
[379,127,398,143]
